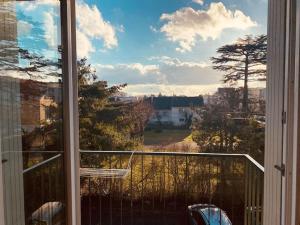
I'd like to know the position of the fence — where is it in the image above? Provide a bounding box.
[80,151,264,225]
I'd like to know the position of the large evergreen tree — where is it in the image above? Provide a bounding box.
[211,35,267,113]
[78,58,153,151]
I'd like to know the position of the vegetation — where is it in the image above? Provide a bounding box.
[143,129,191,146]
[78,58,153,151]
[80,152,261,225]
[192,35,267,164]
[192,104,265,164]
[211,35,267,112]
[20,56,153,155]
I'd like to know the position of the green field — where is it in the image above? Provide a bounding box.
[143,129,191,146]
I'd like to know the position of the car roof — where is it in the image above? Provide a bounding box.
[188,204,232,225]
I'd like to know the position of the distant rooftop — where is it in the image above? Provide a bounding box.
[149,96,204,110]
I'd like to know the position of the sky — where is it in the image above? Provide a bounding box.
[0,0,62,82]
[11,0,268,95]
[76,0,268,96]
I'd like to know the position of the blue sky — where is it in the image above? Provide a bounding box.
[76,0,267,96]
[13,0,268,95]
[82,0,267,64]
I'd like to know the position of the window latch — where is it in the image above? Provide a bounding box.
[274,164,285,176]
[282,111,287,124]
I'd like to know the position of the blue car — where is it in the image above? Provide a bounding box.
[188,204,232,225]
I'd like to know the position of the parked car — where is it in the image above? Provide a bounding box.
[188,204,232,225]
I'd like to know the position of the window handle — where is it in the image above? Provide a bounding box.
[1,159,8,164]
[274,164,285,176]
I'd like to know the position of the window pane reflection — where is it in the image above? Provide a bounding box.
[0,0,65,224]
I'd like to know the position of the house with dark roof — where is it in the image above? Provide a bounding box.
[147,96,204,127]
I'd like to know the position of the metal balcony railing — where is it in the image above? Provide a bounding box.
[80,151,264,225]
[22,152,65,225]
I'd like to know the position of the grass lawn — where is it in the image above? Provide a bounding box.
[143,129,191,146]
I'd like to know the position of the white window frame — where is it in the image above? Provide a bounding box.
[290,0,300,224]
[265,0,300,225]
[0,140,5,225]
[61,0,81,225]
[0,0,80,225]
[264,0,286,224]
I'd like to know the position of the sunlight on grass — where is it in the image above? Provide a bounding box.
[143,129,191,146]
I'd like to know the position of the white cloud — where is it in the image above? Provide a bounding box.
[192,0,204,5]
[149,56,208,68]
[76,30,95,58]
[126,63,160,75]
[160,2,257,52]
[76,2,118,52]
[43,12,58,49]
[94,55,261,95]
[123,84,220,96]
[96,64,115,70]
[96,63,160,75]
[17,20,33,36]
[123,82,266,96]
[95,63,164,84]
[19,0,59,12]
[94,56,221,88]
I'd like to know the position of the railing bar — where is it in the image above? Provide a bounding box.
[247,162,252,225]
[130,157,133,225]
[163,155,166,225]
[152,156,155,210]
[186,155,189,223]
[88,177,92,225]
[141,154,144,224]
[256,173,261,225]
[244,159,249,225]
[251,167,256,225]
[174,155,177,211]
[2,150,64,154]
[80,150,246,157]
[260,173,264,225]
[231,160,234,222]
[109,156,112,225]
[219,159,222,208]
[23,154,62,174]
[244,155,265,172]
[41,163,45,223]
[99,186,102,225]
[185,155,188,207]
[80,150,264,172]
[120,156,123,225]
[208,158,211,222]
[48,161,53,224]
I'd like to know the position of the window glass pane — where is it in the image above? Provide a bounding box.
[0,0,65,224]
[77,0,267,224]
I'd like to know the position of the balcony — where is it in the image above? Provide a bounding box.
[80,151,264,225]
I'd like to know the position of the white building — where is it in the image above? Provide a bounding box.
[148,96,203,127]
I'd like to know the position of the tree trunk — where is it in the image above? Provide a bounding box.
[242,55,249,113]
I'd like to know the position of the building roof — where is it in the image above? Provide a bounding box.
[149,96,204,110]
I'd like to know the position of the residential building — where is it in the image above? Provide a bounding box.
[205,87,266,113]
[147,96,203,127]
